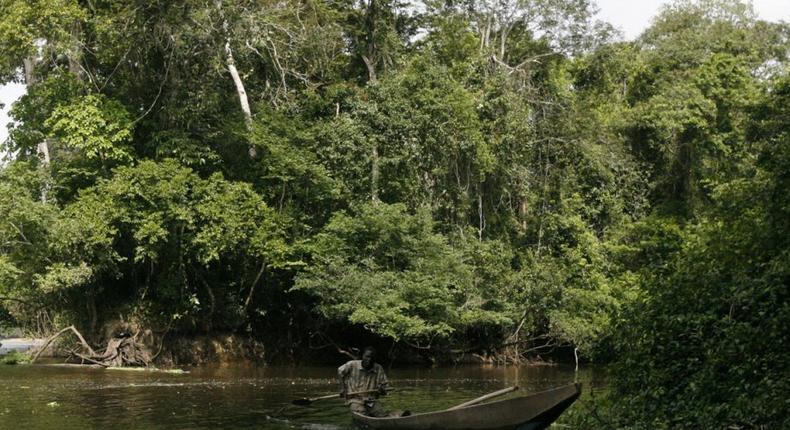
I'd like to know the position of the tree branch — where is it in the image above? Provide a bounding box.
[243,261,266,313]
[31,325,96,363]
[309,331,357,360]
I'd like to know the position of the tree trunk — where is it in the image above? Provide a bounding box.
[225,41,252,130]
[37,141,51,165]
[216,0,255,158]
[518,197,528,230]
[499,24,511,61]
[23,57,52,202]
[480,17,491,52]
[243,261,266,314]
[371,144,380,202]
[362,55,377,83]
[478,187,484,240]
[23,60,46,163]
[68,21,84,82]
[23,58,36,85]
[363,13,379,203]
[87,291,98,339]
[361,0,380,84]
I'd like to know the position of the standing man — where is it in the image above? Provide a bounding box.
[338,346,391,417]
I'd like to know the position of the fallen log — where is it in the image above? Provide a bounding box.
[73,351,109,367]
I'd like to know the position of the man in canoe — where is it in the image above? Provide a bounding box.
[338,346,402,417]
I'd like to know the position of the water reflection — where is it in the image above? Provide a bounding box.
[0,364,599,429]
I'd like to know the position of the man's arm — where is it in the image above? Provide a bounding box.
[376,364,389,396]
[338,362,350,396]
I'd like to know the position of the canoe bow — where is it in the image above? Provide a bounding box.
[352,383,581,430]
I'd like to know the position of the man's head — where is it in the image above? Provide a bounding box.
[361,346,376,370]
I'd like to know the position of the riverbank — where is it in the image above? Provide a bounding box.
[0,328,574,368]
[0,331,572,367]
[0,333,263,366]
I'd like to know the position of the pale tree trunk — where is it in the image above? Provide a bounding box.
[23,58,36,86]
[371,145,379,202]
[499,24,511,61]
[216,0,255,158]
[362,55,377,83]
[243,262,265,314]
[24,58,52,203]
[478,187,485,241]
[37,141,51,165]
[361,0,379,84]
[362,51,379,202]
[224,41,252,130]
[360,1,381,200]
[480,17,491,52]
[68,22,84,82]
[518,197,528,230]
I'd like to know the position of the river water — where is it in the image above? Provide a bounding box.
[0,363,600,429]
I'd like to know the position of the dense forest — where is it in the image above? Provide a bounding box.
[0,0,788,427]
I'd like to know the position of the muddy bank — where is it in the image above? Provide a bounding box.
[157,335,566,367]
[158,334,266,366]
[1,332,264,367]
[1,328,565,368]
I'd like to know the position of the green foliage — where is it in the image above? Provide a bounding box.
[0,162,58,305]
[511,204,627,355]
[348,56,492,221]
[596,72,790,429]
[0,160,293,331]
[45,94,134,163]
[420,13,479,78]
[5,71,84,157]
[295,203,508,341]
[34,262,92,293]
[0,0,85,80]
[624,0,787,215]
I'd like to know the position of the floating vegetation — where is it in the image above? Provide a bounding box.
[105,366,189,374]
[0,350,31,365]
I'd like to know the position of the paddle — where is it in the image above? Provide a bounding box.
[291,389,380,406]
[447,385,519,410]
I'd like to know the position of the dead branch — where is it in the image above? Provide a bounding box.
[499,333,552,349]
[308,331,357,360]
[31,324,154,368]
[507,309,529,342]
[244,261,266,313]
[31,325,96,363]
[151,319,174,361]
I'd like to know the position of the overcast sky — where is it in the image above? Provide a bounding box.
[2,0,789,145]
[597,0,789,39]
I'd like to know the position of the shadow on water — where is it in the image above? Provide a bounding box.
[0,363,602,430]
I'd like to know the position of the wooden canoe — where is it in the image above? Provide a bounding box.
[352,383,581,430]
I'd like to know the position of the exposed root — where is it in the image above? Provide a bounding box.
[31,325,152,367]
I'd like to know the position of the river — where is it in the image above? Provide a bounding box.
[0,363,600,429]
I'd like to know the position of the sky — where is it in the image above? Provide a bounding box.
[1,0,789,146]
[597,0,790,39]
